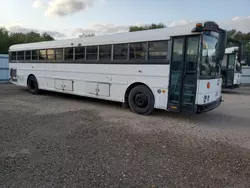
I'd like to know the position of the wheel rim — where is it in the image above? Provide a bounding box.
[133,92,148,108]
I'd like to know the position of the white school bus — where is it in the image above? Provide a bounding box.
[221,43,243,89]
[9,21,227,115]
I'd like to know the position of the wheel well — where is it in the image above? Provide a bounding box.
[27,74,36,86]
[124,82,153,104]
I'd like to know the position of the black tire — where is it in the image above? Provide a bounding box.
[27,76,40,94]
[128,85,155,115]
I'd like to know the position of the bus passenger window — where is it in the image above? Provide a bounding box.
[47,49,55,60]
[99,45,111,60]
[25,51,31,60]
[113,44,128,60]
[11,52,17,61]
[148,41,168,60]
[130,42,146,60]
[65,48,74,60]
[75,47,85,60]
[86,46,97,60]
[17,51,25,60]
[32,50,39,60]
[55,48,63,60]
[39,50,46,60]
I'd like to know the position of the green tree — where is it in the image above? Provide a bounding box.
[0,27,54,54]
[0,27,11,54]
[41,32,54,41]
[129,23,166,32]
[227,29,250,51]
[26,31,43,43]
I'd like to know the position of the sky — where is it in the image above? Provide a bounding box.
[1,0,250,39]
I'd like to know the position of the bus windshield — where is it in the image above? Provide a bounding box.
[200,32,220,78]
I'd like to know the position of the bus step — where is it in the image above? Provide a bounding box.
[184,84,195,88]
[183,93,194,96]
[183,102,193,106]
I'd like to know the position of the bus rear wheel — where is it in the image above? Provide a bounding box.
[128,85,155,115]
[27,76,40,94]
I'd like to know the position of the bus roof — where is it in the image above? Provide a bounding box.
[9,23,200,51]
[225,46,239,54]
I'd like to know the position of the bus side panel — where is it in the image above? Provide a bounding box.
[9,63,170,110]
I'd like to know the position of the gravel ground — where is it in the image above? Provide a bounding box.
[0,83,250,188]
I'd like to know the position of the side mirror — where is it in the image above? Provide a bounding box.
[215,30,227,61]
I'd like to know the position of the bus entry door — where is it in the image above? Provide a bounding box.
[224,54,235,88]
[167,35,200,114]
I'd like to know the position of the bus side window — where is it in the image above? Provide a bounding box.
[86,46,98,60]
[148,40,168,60]
[55,48,63,60]
[39,50,46,60]
[11,52,17,61]
[99,45,111,60]
[65,47,74,60]
[32,50,39,60]
[47,49,55,60]
[129,42,146,60]
[25,51,31,60]
[113,44,128,60]
[75,47,85,60]
[17,51,25,61]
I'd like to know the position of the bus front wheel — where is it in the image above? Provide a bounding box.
[27,75,40,94]
[128,85,155,115]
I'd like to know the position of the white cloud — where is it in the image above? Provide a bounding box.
[232,16,240,21]
[42,31,66,38]
[165,17,250,33]
[72,17,250,38]
[73,23,129,36]
[3,17,249,40]
[220,16,250,33]
[0,23,66,38]
[72,20,194,37]
[166,20,192,27]
[44,0,98,17]
[32,0,44,8]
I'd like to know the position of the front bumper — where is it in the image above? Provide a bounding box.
[197,96,222,114]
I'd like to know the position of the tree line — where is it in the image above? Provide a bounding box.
[0,27,54,54]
